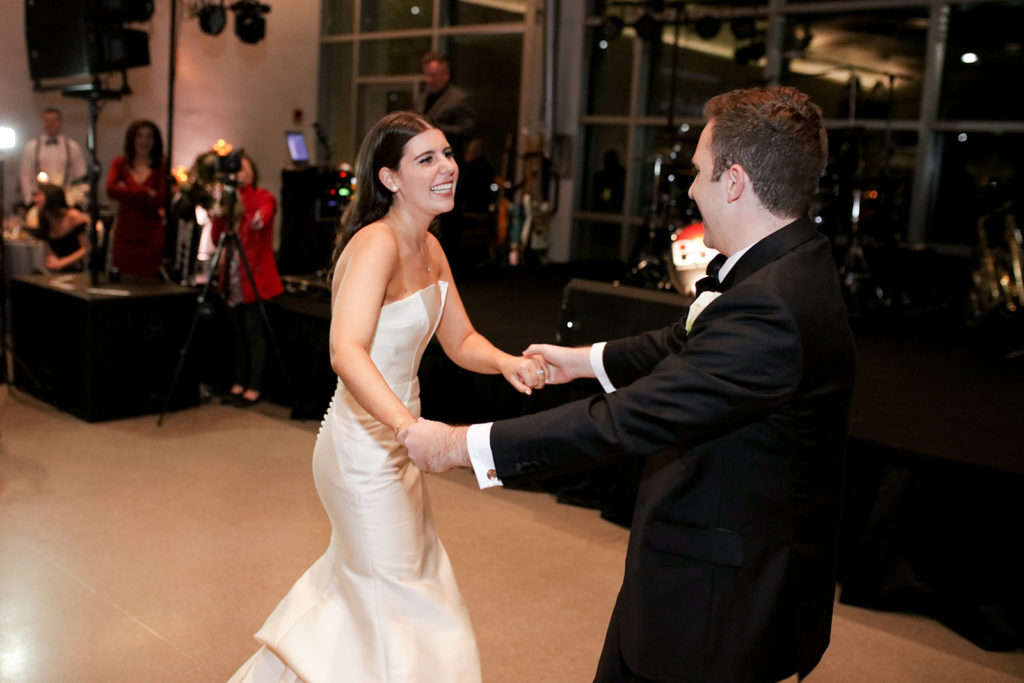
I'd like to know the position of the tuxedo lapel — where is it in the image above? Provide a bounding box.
[719,216,818,291]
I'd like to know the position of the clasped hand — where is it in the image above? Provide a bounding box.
[400,344,588,475]
[503,353,548,395]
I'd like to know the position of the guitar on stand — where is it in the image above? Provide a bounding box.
[970,199,1024,319]
[621,139,714,296]
[508,133,554,266]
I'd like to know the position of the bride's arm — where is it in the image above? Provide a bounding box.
[329,227,416,433]
[431,239,546,394]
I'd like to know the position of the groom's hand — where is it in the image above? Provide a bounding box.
[399,418,471,473]
[521,343,593,384]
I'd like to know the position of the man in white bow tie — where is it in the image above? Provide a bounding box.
[19,106,88,207]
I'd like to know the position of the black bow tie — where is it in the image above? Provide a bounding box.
[694,253,727,295]
[44,137,59,145]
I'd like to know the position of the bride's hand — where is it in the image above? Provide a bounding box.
[501,353,549,395]
[521,343,586,384]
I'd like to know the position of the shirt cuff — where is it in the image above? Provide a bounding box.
[467,422,503,489]
[591,341,616,393]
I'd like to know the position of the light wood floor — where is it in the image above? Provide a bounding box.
[1,386,1021,682]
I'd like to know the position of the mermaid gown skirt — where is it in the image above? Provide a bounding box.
[228,282,481,683]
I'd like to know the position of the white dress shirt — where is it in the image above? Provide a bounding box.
[19,134,88,205]
[465,241,757,490]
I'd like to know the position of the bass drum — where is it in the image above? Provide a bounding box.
[666,221,718,297]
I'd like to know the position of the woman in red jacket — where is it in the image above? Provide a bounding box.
[210,151,284,406]
[106,119,167,279]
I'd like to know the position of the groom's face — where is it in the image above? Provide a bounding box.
[689,122,725,253]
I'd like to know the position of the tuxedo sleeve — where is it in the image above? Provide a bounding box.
[489,286,803,481]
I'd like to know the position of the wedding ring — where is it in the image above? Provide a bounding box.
[537,369,545,375]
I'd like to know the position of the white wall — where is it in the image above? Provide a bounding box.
[1,0,320,232]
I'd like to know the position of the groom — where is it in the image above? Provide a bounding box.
[402,85,856,683]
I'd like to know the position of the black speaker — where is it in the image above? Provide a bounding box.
[277,167,349,276]
[25,0,151,81]
[25,0,90,80]
[558,278,689,346]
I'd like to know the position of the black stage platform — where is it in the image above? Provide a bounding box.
[9,273,200,422]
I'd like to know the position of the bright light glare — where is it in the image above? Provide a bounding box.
[598,40,609,50]
[0,126,15,150]
[960,52,979,64]
[2,650,25,678]
[957,133,968,142]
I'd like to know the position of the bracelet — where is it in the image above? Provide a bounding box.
[394,420,416,441]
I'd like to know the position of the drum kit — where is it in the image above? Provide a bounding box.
[620,137,718,297]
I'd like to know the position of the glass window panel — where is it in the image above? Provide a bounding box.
[941,3,1024,121]
[929,131,1024,244]
[318,42,355,164]
[642,22,765,119]
[358,37,431,76]
[439,34,522,174]
[585,27,633,116]
[634,125,701,221]
[782,11,926,121]
[441,0,525,26]
[360,0,431,32]
[572,219,626,262]
[817,128,918,245]
[580,125,629,213]
[321,0,354,35]
[354,84,417,152]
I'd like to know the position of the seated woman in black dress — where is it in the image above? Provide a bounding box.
[37,184,89,272]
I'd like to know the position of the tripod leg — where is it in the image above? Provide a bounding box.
[157,233,229,425]
[227,233,297,416]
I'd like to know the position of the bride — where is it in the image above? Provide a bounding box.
[228,111,547,683]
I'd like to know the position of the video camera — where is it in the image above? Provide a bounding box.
[215,149,243,178]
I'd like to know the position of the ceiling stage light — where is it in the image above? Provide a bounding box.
[601,15,625,41]
[695,16,722,40]
[199,2,227,35]
[230,1,271,44]
[634,14,662,42]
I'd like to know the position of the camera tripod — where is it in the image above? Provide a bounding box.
[158,182,293,424]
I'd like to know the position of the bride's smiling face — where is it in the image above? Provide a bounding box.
[381,127,458,214]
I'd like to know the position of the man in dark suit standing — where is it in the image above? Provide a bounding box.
[402,85,856,683]
[415,51,476,274]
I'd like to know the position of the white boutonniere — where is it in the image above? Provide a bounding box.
[685,291,722,333]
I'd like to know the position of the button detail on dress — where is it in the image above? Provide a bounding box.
[486,469,498,480]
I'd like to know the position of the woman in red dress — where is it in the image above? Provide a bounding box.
[107,119,167,279]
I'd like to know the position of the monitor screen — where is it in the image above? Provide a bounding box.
[285,131,309,164]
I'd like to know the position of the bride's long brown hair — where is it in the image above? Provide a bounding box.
[328,111,435,277]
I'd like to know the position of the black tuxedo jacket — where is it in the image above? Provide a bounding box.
[491,218,856,682]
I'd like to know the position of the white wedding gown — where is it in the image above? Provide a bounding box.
[228,281,482,683]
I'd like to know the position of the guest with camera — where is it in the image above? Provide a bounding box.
[36,184,89,272]
[209,151,283,407]
[107,119,167,280]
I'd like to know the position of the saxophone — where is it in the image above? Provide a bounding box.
[971,201,1023,316]
[1005,209,1024,310]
